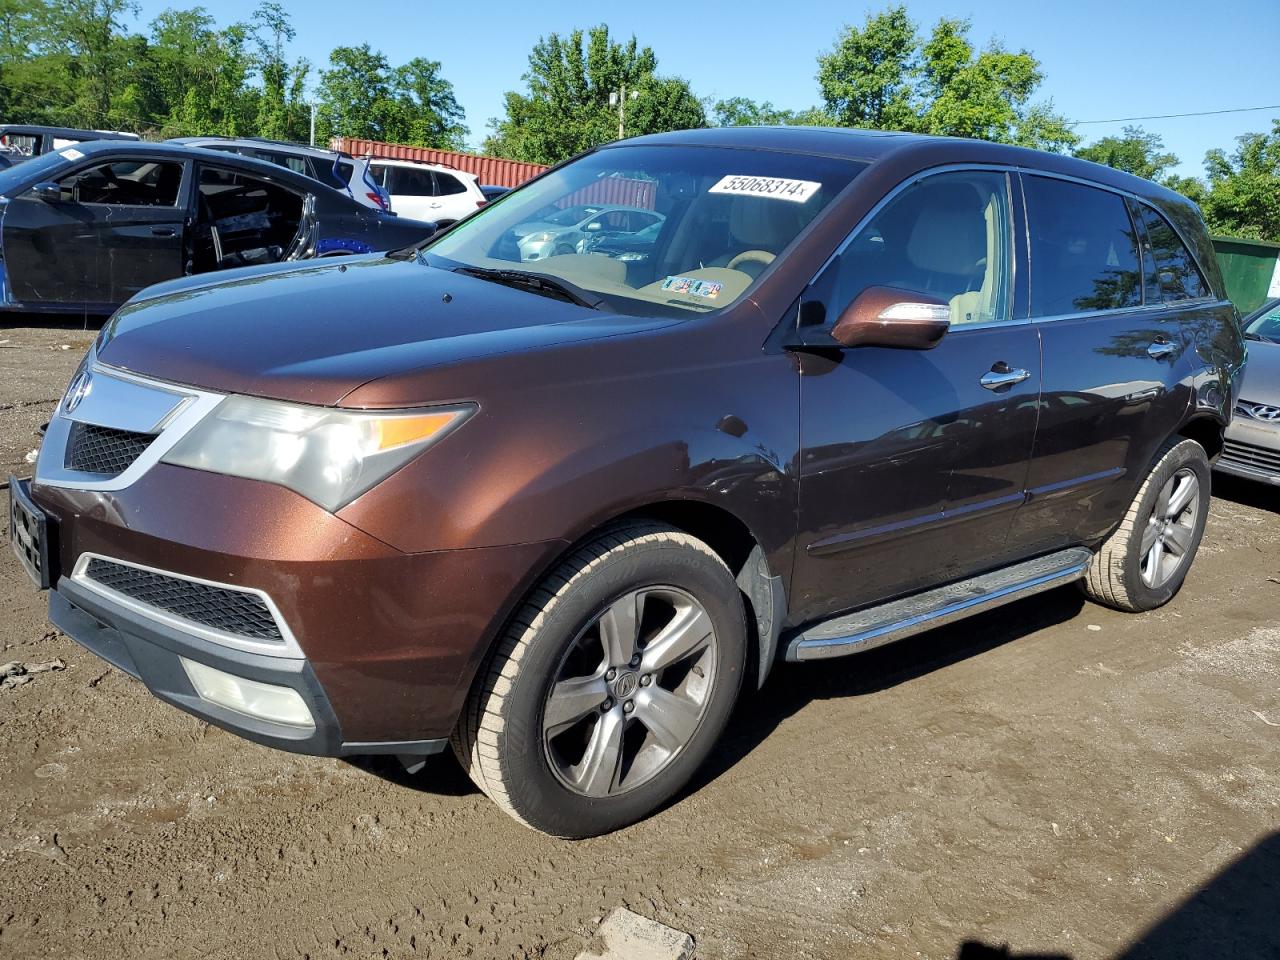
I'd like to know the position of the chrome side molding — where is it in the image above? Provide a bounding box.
[784,547,1093,662]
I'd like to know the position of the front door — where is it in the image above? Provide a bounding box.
[792,169,1040,624]
[2,156,186,309]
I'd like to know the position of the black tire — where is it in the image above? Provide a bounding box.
[452,522,747,838]
[1082,438,1211,612]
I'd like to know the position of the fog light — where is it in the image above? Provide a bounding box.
[181,657,315,729]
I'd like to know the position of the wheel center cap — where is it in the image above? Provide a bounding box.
[612,671,639,699]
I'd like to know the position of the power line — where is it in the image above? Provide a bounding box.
[1073,104,1280,125]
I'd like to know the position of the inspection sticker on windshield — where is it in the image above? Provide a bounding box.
[662,276,723,299]
[709,174,821,203]
[59,147,84,161]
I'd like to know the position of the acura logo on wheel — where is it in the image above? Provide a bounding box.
[1248,404,1280,422]
[63,369,92,414]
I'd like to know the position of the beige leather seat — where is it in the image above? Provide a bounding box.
[711,198,809,278]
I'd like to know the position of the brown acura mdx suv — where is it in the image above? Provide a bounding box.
[10,128,1245,837]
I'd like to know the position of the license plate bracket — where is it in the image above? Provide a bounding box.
[8,476,55,589]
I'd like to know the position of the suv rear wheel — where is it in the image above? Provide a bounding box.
[1082,438,1211,612]
[453,522,746,837]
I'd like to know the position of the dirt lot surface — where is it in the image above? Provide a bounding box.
[1,320,1277,960]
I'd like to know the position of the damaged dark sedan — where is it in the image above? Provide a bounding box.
[0,140,438,316]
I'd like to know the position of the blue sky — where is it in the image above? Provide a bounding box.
[128,0,1279,178]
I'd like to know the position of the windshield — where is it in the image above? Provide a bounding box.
[1244,299,1280,341]
[0,150,68,196]
[424,144,865,318]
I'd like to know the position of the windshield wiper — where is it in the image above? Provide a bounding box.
[453,265,611,311]
[1244,332,1278,343]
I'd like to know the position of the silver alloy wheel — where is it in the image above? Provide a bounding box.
[1139,467,1200,589]
[542,586,717,798]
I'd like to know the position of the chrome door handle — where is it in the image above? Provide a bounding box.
[1147,340,1178,359]
[980,365,1031,391]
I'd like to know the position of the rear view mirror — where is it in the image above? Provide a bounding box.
[831,286,950,349]
[32,181,61,203]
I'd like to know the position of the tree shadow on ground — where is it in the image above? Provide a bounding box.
[953,830,1280,960]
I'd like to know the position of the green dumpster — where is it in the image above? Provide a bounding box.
[1212,235,1280,315]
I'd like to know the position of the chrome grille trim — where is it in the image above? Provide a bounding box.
[70,552,304,659]
[35,361,225,492]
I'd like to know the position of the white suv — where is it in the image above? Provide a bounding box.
[369,159,487,224]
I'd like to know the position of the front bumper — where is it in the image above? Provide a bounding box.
[48,577,399,756]
[1217,418,1280,485]
[21,469,562,754]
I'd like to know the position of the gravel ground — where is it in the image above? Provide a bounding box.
[0,319,1277,960]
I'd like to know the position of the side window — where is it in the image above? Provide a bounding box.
[54,160,183,206]
[267,151,308,176]
[370,163,388,188]
[1025,176,1142,317]
[434,172,466,196]
[1134,202,1208,302]
[387,166,436,197]
[816,170,1014,327]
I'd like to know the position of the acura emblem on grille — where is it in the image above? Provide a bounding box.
[1246,404,1280,422]
[63,369,93,414]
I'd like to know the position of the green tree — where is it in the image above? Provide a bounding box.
[816,6,1076,151]
[251,2,309,142]
[1075,125,1179,182]
[485,25,706,164]
[315,44,468,148]
[712,96,833,127]
[0,0,73,125]
[390,56,467,149]
[48,0,142,128]
[1199,120,1280,242]
[148,7,255,137]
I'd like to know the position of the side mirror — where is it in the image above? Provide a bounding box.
[32,181,61,203]
[831,285,950,349]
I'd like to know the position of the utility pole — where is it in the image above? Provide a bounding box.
[609,87,639,140]
[309,103,317,147]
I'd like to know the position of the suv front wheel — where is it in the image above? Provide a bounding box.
[1082,437,1211,612]
[453,522,747,838]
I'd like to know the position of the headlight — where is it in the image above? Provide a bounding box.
[525,231,556,243]
[162,395,474,511]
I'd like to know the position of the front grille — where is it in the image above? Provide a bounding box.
[1221,439,1280,476]
[65,423,154,475]
[83,558,285,643]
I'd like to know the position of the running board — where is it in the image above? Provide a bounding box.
[784,548,1093,662]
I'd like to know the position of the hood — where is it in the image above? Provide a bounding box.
[1239,339,1280,406]
[96,255,674,406]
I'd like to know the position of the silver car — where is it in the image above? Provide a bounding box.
[1218,297,1280,485]
[514,204,664,262]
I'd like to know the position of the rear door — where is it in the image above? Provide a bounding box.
[2,155,187,309]
[1008,175,1198,553]
[792,169,1041,623]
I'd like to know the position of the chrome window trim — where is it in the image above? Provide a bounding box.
[806,161,1222,327]
[70,552,306,661]
[35,360,224,492]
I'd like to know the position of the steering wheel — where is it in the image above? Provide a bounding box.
[726,249,776,271]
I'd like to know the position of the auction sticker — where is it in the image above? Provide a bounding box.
[662,276,723,299]
[709,174,821,203]
[59,148,84,161]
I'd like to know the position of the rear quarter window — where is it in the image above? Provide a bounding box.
[1133,202,1209,302]
[434,172,467,196]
